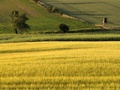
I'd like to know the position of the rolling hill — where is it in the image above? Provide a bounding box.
[40,0,120,28]
[0,0,94,34]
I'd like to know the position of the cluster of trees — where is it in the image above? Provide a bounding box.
[10,11,30,34]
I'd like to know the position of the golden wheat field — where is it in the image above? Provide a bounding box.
[0,42,120,89]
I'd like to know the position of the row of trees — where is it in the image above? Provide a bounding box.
[32,0,61,14]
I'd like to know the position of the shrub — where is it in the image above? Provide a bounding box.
[47,6,59,13]
[32,0,39,3]
[59,24,69,33]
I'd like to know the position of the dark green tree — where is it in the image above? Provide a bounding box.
[11,11,30,34]
[59,24,69,33]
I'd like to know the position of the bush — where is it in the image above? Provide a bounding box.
[59,24,69,33]
[47,6,59,13]
[32,0,39,3]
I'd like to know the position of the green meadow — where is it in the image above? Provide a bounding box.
[0,0,94,34]
[0,32,120,43]
[0,42,120,89]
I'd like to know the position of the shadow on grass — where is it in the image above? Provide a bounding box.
[42,28,120,34]
[69,29,120,34]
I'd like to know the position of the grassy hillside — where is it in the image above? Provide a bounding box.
[41,0,120,28]
[0,0,95,34]
[0,42,120,89]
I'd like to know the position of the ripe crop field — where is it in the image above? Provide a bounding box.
[40,0,120,27]
[0,42,120,89]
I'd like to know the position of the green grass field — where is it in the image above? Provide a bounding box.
[40,0,120,28]
[0,29,120,43]
[0,42,120,89]
[0,0,95,34]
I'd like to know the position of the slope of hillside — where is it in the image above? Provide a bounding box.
[0,0,94,34]
[40,0,120,28]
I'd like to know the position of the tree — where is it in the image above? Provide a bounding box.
[11,11,30,34]
[59,24,69,33]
